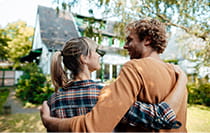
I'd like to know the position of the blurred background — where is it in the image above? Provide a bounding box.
[0,0,209,132]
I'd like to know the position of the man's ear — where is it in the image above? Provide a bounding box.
[80,54,87,64]
[144,37,151,46]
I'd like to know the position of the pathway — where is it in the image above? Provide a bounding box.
[4,88,40,114]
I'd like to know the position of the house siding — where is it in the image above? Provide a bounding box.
[32,14,42,50]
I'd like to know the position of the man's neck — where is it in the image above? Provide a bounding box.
[147,51,162,61]
[140,51,163,63]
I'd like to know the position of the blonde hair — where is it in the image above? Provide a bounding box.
[51,37,97,92]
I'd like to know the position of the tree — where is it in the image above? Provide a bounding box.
[0,28,10,61]
[175,29,209,76]
[54,0,209,41]
[4,21,34,65]
[53,0,209,67]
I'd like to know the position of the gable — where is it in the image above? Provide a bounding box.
[38,5,79,51]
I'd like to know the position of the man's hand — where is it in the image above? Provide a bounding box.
[173,65,188,84]
[39,101,64,131]
[39,101,50,128]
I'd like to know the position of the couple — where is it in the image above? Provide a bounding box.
[40,18,188,132]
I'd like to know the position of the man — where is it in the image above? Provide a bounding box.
[40,18,188,132]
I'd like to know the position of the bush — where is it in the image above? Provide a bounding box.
[16,63,54,105]
[0,87,10,114]
[187,82,210,106]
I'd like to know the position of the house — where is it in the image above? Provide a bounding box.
[22,5,129,81]
[28,5,79,74]
[73,13,129,81]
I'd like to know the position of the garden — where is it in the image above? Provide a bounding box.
[0,63,210,132]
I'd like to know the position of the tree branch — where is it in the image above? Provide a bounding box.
[157,14,189,32]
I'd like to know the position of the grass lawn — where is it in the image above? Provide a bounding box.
[0,112,46,132]
[0,104,209,132]
[187,104,210,132]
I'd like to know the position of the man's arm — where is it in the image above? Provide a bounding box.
[164,65,188,113]
[40,101,60,131]
[122,65,187,129]
[40,62,142,132]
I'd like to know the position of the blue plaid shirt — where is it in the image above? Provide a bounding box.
[121,101,181,129]
[48,80,181,130]
[48,80,102,118]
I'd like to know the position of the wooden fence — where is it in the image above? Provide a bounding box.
[0,70,23,87]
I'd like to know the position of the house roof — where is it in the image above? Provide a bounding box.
[37,5,79,51]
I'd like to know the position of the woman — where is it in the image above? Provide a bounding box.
[48,37,102,118]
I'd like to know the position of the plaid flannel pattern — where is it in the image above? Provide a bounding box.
[121,101,182,130]
[48,80,103,118]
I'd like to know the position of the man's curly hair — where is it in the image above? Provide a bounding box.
[125,18,167,53]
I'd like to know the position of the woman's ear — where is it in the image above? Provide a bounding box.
[80,54,87,64]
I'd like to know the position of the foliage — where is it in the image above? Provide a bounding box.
[0,29,10,61]
[54,0,209,41]
[54,0,209,66]
[105,0,209,41]
[0,87,10,114]
[4,21,34,66]
[15,63,54,105]
[164,59,178,64]
[187,82,210,106]
[82,17,105,44]
[175,29,210,67]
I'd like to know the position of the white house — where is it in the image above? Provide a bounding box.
[21,5,129,81]
[73,13,129,81]
[21,5,79,74]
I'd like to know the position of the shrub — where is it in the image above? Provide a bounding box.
[187,82,210,106]
[0,87,10,114]
[16,63,54,105]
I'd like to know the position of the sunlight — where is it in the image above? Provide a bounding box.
[4,129,11,132]
[15,120,24,128]
[99,88,112,101]
[29,115,36,121]
[36,121,46,131]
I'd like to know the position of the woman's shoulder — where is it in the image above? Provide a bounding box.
[90,80,104,90]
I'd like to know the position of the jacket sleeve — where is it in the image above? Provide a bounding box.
[58,62,143,132]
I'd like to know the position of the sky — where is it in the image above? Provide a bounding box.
[0,0,101,28]
[0,0,55,27]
